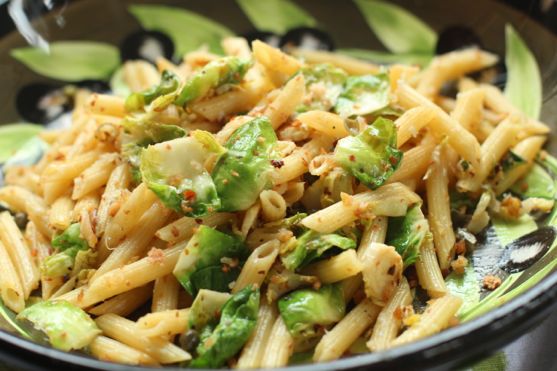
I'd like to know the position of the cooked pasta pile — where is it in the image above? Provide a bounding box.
[0,37,551,367]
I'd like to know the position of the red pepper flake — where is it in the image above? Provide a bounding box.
[349,154,356,162]
[183,190,196,201]
[389,155,399,166]
[271,159,284,169]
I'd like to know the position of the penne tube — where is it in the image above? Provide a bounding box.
[450,88,485,139]
[396,82,481,169]
[136,309,189,337]
[0,212,39,298]
[0,241,25,313]
[90,336,159,366]
[263,74,306,129]
[48,195,75,231]
[122,60,160,92]
[96,163,131,238]
[291,48,380,75]
[72,153,119,200]
[58,243,183,308]
[253,40,302,86]
[494,136,547,195]
[25,222,63,300]
[457,116,521,192]
[155,212,233,245]
[426,145,456,271]
[301,183,421,234]
[388,134,436,184]
[417,48,498,98]
[297,111,350,139]
[415,238,447,298]
[86,93,127,117]
[93,202,170,279]
[88,284,153,317]
[152,274,180,312]
[367,278,412,351]
[395,106,436,148]
[274,135,335,185]
[233,240,279,293]
[259,316,294,368]
[102,183,159,249]
[222,36,251,59]
[41,150,103,204]
[314,299,381,362]
[95,314,191,364]
[237,301,278,369]
[391,295,462,346]
[259,190,287,222]
[357,216,388,259]
[302,249,362,284]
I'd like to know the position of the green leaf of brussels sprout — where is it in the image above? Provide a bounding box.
[17,301,100,351]
[190,286,259,368]
[334,73,390,118]
[334,117,402,189]
[140,136,221,216]
[175,57,252,106]
[278,284,345,340]
[173,225,247,295]
[386,205,428,267]
[212,116,278,212]
[282,230,356,271]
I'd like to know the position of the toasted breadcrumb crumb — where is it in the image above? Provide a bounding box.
[483,275,502,290]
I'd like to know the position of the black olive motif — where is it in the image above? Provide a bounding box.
[119,30,175,64]
[15,80,109,125]
[436,25,482,54]
[279,27,335,51]
[241,30,282,48]
[498,226,556,274]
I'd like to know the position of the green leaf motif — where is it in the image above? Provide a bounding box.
[445,265,480,316]
[492,215,537,247]
[353,0,437,54]
[0,124,42,163]
[11,42,119,82]
[511,164,555,200]
[504,24,542,119]
[337,48,433,67]
[129,5,233,57]
[236,0,317,34]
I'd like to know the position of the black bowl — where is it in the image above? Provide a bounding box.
[1,0,557,370]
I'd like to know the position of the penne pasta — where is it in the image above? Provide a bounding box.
[233,240,279,293]
[302,249,362,284]
[367,278,412,351]
[302,183,421,233]
[391,295,462,346]
[314,299,381,362]
[95,314,191,364]
[0,212,40,298]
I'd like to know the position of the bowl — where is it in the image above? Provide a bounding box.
[1,0,557,370]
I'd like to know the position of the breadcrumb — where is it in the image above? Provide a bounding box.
[147,248,165,264]
[450,255,468,275]
[482,275,502,290]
